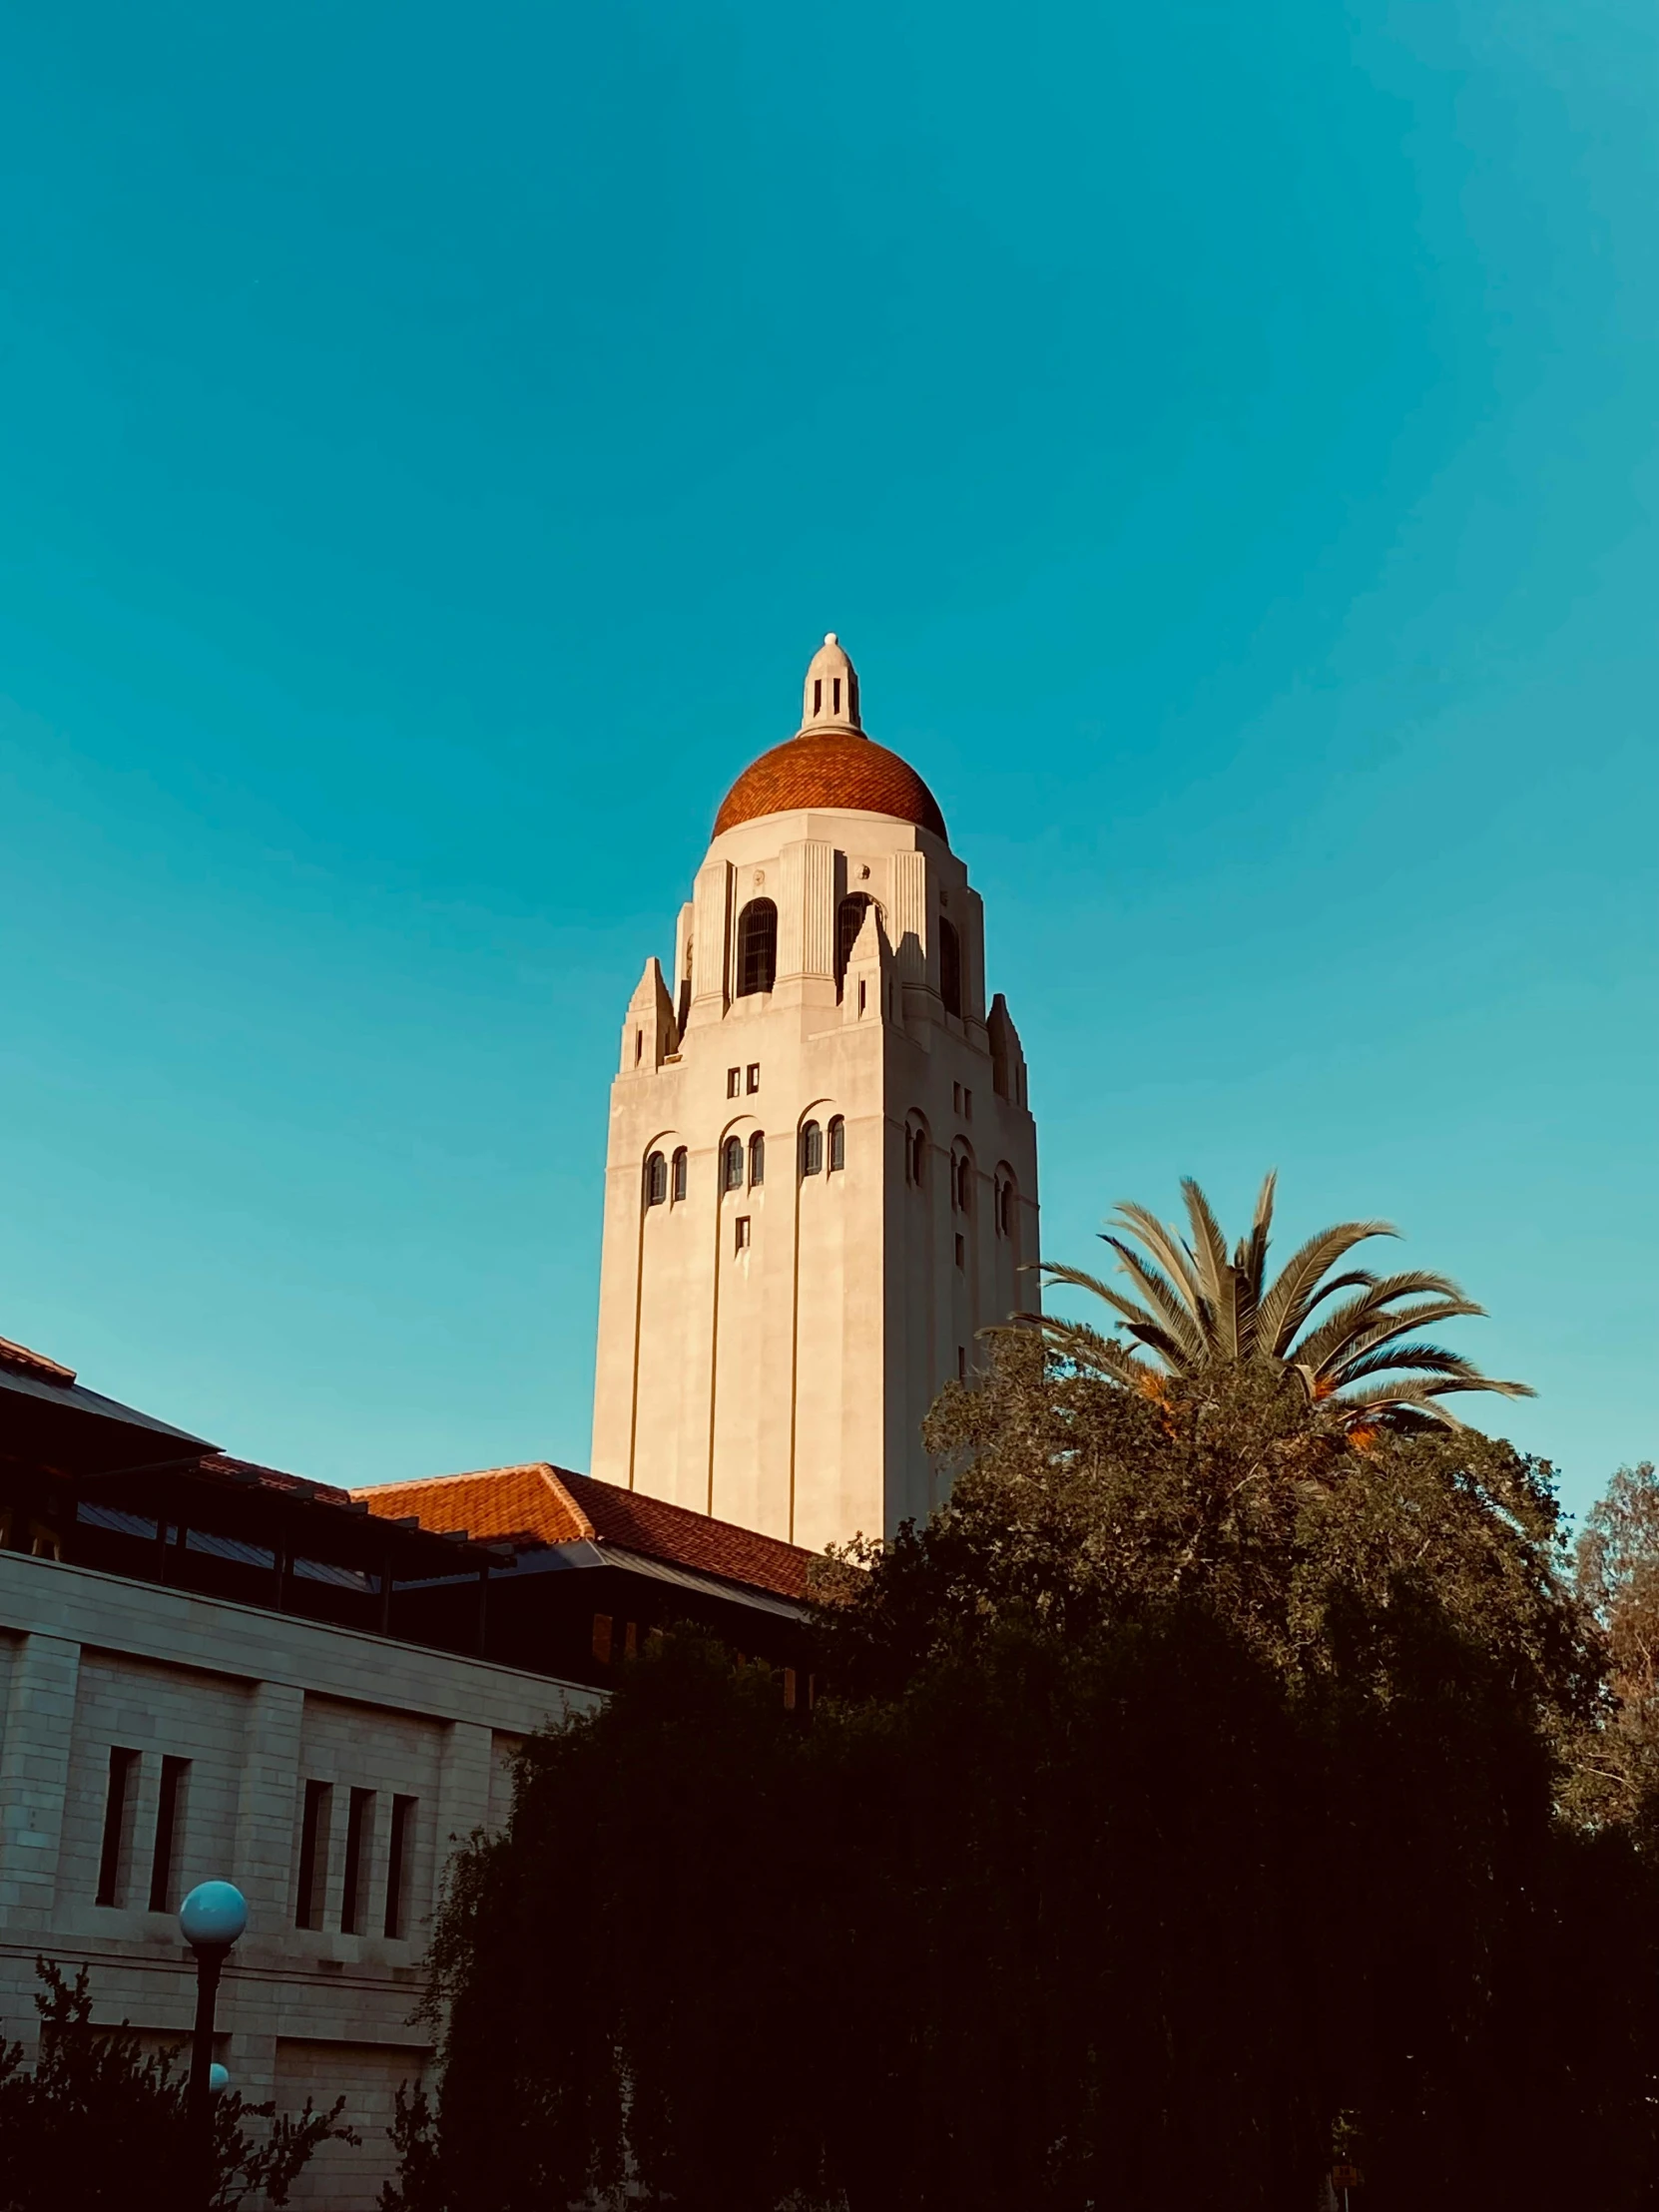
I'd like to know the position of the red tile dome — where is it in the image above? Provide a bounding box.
[715,729,947,839]
[713,632,947,840]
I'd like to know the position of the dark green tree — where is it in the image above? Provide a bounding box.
[0,1958,354,2212]
[402,1255,1659,2211]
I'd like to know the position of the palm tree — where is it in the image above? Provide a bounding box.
[1037,1173,1533,1434]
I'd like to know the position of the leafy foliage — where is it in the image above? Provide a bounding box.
[402,1333,1659,2211]
[1036,1173,1533,1432]
[0,1958,354,2212]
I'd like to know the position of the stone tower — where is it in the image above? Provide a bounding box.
[590,635,1039,1552]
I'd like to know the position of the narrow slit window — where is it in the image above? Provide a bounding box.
[832,677,841,715]
[735,1214,752,1252]
[828,1116,845,1172]
[746,1063,761,1094]
[728,1067,741,1098]
[957,1346,967,1382]
[340,1787,375,1936]
[96,1747,139,1908]
[295,1778,332,1930]
[671,1147,688,1202]
[938,918,962,1017]
[955,1234,965,1270]
[909,1126,926,1186]
[592,1613,613,1663]
[148,1756,189,1914]
[645,1151,668,1207]
[800,1121,823,1178]
[384,1795,417,1940]
[814,678,823,715]
[857,978,866,1015]
[749,1132,765,1186]
[722,1136,746,1192]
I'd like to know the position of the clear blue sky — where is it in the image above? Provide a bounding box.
[2,0,1653,1521]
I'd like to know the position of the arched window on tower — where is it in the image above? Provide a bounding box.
[938,918,962,1018]
[906,1122,927,1188]
[722,1136,745,1192]
[749,1131,766,1187]
[800,1120,824,1178]
[672,1147,688,1203]
[736,899,778,996]
[997,1174,1014,1238]
[953,1153,973,1215]
[645,1152,668,1207]
[828,1116,845,1172]
[836,894,873,988]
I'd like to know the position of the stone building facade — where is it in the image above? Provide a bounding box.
[591,634,1041,1551]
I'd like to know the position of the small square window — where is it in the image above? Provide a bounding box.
[727,1067,741,1098]
[746,1064,761,1094]
[735,1215,752,1251]
[954,1234,965,1269]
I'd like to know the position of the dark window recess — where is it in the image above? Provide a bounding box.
[384,1796,417,1940]
[909,1126,927,1186]
[645,1151,668,1207]
[749,1132,765,1186]
[727,1066,741,1098]
[295,1779,332,1930]
[800,1121,823,1178]
[958,1346,968,1382]
[96,1748,139,1908]
[148,1757,189,1914]
[828,1116,845,1173]
[723,1137,746,1192]
[671,1147,688,1202]
[836,893,873,978]
[736,899,778,996]
[746,1063,761,1094]
[735,1215,752,1252]
[938,918,962,1017]
[340,1788,375,1936]
[592,1614,613,1663]
[955,1234,965,1270]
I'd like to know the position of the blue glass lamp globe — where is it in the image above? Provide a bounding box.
[208,2063,231,2095]
[178,1881,248,1947]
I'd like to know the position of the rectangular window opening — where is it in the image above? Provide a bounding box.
[953,1082,961,1113]
[634,1029,643,1066]
[957,1346,967,1382]
[735,1215,752,1252]
[384,1795,417,1940]
[746,1063,760,1094]
[147,1756,190,1914]
[727,1067,741,1098]
[832,677,841,715]
[857,978,866,1016]
[955,1234,965,1270]
[295,1779,332,1931]
[340,1787,375,1936]
[964,1089,972,1120]
[592,1613,613,1663]
[96,1747,139,1908]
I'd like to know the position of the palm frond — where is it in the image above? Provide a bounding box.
[1291,1281,1482,1381]
[1330,1342,1487,1385]
[1256,1220,1398,1355]
[1097,1240,1209,1368]
[1181,1179,1231,1312]
[1108,1204,1209,1322]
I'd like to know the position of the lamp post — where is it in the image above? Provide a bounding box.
[179,1881,248,2208]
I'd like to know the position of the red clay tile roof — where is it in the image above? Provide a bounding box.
[353,1464,816,1603]
[0,1334,77,1385]
[714,730,946,841]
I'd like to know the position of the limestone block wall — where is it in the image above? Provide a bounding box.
[0,1547,594,2211]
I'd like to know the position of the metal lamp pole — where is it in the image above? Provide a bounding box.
[179,1881,248,2209]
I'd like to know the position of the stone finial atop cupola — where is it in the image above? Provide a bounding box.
[800,633,861,735]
